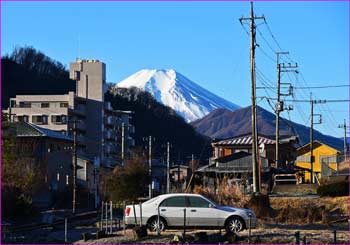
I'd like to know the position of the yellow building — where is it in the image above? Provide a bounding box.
[295,141,339,184]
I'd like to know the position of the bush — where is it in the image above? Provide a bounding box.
[192,176,249,208]
[317,181,349,197]
[247,193,272,218]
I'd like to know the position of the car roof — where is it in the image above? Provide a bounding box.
[156,193,205,199]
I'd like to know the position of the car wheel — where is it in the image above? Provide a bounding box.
[147,217,166,232]
[225,216,244,233]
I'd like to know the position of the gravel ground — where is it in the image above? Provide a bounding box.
[4,220,348,244]
[75,223,349,244]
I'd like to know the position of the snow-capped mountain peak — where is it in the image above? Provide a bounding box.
[116,69,240,122]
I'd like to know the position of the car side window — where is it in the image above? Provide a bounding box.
[160,196,186,207]
[188,196,211,208]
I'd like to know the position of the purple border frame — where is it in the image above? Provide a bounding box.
[0,0,349,245]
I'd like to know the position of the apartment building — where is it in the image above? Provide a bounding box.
[5,59,134,168]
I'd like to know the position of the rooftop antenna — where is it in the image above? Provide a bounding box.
[78,33,81,60]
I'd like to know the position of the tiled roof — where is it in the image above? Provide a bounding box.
[16,122,73,141]
[214,135,276,146]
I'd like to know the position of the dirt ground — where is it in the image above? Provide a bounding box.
[74,222,349,244]
[4,196,349,244]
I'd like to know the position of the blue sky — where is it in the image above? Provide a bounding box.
[2,1,349,138]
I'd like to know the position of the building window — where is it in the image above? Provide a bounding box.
[15,115,29,122]
[60,102,68,108]
[52,115,67,124]
[41,102,50,108]
[19,101,31,108]
[66,175,69,185]
[32,115,48,125]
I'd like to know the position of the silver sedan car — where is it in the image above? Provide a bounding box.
[125,193,257,233]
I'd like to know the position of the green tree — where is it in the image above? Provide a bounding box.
[106,156,149,203]
[1,119,39,218]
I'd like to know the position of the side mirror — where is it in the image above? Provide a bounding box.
[209,203,215,208]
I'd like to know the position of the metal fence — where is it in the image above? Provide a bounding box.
[321,154,349,177]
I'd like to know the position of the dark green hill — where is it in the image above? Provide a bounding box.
[106,87,212,164]
[1,46,75,108]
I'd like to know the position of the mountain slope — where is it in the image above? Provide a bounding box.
[106,87,212,163]
[116,69,239,122]
[191,106,344,150]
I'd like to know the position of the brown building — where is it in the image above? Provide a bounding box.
[13,122,97,208]
[212,134,299,169]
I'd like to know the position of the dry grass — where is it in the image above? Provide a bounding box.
[269,196,349,224]
[192,177,249,208]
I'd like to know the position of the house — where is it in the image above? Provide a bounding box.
[295,141,342,183]
[212,134,299,169]
[11,122,98,208]
[195,151,272,193]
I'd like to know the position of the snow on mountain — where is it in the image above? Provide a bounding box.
[116,69,240,122]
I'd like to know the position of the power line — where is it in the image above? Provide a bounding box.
[264,19,283,51]
[257,96,350,103]
[257,84,350,89]
[295,84,349,89]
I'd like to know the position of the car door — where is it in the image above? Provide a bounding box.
[187,196,221,227]
[159,196,188,226]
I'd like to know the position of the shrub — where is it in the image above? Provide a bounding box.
[317,181,349,197]
[192,176,249,208]
[247,193,272,218]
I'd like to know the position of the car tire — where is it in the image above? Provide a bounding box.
[147,217,166,232]
[225,216,244,233]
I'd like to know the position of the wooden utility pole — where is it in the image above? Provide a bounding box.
[72,119,77,214]
[240,1,265,193]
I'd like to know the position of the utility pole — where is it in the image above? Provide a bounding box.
[276,62,281,168]
[121,122,125,166]
[148,135,152,198]
[72,119,77,214]
[310,95,314,183]
[191,154,194,170]
[275,52,297,169]
[338,119,349,161]
[166,142,170,193]
[309,94,323,183]
[240,1,265,193]
[143,136,155,198]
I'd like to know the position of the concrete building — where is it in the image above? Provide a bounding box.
[4,59,134,168]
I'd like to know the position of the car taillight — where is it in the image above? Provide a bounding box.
[125,207,131,216]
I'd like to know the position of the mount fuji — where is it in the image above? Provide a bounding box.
[116,69,240,122]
